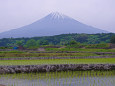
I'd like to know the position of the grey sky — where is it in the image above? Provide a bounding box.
[0,0,115,33]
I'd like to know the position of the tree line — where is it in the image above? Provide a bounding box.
[0,33,115,48]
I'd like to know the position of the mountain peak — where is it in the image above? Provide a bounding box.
[0,12,108,38]
[49,12,67,19]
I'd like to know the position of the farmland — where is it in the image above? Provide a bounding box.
[0,58,115,66]
[0,48,115,58]
[0,48,115,86]
[0,71,115,86]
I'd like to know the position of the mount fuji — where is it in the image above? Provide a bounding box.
[0,12,108,38]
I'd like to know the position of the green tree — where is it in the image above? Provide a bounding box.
[39,40,49,45]
[69,40,77,45]
[36,40,40,47]
[76,34,88,43]
[68,40,82,48]
[16,40,25,46]
[60,39,68,45]
[26,39,36,48]
[110,35,115,44]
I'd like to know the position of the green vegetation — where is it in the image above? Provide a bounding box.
[0,71,115,86]
[0,50,24,53]
[0,33,114,49]
[85,43,110,48]
[110,35,115,44]
[0,58,114,65]
[25,39,38,48]
[46,48,115,52]
[0,33,114,86]
[0,48,115,58]
[0,52,99,58]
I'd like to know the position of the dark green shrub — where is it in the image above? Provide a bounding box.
[85,43,110,49]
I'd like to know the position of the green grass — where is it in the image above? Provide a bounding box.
[46,48,115,52]
[0,52,99,58]
[0,58,115,65]
[0,50,24,53]
[0,48,115,58]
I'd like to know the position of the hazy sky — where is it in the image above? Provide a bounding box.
[0,0,115,33]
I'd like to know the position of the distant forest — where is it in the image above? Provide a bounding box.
[0,33,115,47]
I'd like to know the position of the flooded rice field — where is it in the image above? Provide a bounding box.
[0,70,115,86]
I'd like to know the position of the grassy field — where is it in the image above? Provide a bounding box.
[0,49,114,66]
[46,48,115,52]
[0,52,99,58]
[0,58,115,65]
[0,49,114,58]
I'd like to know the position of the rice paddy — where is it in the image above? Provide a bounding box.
[46,48,115,52]
[0,52,99,58]
[0,49,115,86]
[0,58,115,66]
[0,71,115,86]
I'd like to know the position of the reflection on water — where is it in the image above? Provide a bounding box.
[0,71,115,86]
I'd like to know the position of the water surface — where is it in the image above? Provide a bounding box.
[0,71,115,86]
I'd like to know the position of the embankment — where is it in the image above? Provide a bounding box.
[0,55,115,60]
[0,64,115,74]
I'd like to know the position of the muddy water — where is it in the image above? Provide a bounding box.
[0,71,115,86]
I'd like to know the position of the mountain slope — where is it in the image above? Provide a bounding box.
[0,12,108,38]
